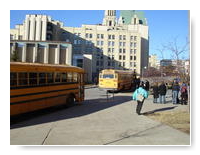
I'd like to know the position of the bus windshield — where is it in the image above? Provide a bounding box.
[103,74,114,79]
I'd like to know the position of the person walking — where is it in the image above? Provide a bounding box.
[144,80,150,91]
[180,82,188,105]
[172,81,180,104]
[132,82,148,115]
[152,82,159,103]
[158,81,167,104]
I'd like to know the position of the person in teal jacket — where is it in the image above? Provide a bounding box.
[132,82,149,115]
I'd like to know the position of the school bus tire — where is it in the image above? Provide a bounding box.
[66,94,75,107]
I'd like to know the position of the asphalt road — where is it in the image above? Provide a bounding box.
[10,87,190,145]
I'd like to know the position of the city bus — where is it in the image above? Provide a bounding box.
[10,62,84,116]
[98,69,136,91]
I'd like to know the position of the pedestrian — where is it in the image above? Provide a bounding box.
[158,81,167,104]
[180,82,188,105]
[136,78,141,89]
[152,82,159,103]
[172,81,180,104]
[94,77,98,85]
[132,82,148,115]
[145,80,150,91]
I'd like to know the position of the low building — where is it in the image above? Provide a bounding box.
[10,40,72,65]
[149,54,158,68]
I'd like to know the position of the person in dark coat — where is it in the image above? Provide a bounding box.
[180,82,188,105]
[136,78,141,89]
[152,82,159,103]
[145,80,150,91]
[172,81,180,104]
[158,81,167,104]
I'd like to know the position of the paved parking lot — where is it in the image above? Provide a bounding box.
[10,87,190,145]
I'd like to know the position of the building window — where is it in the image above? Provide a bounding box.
[134,43,137,48]
[101,34,104,39]
[85,33,89,38]
[134,49,137,54]
[134,36,137,41]
[112,41,115,46]
[112,35,115,39]
[134,56,136,60]
[10,35,14,40]
[97,34,100,39]
[108,41,111,46]
[123,35,126,40]
[123,49,126,53]
[123,56,126,60]
[134,62,136,67]
[130,42,133,47]
[108,35,112,39]
[74,40,77,44]
[119,48,122,53]
[130,36,133,40]
[130,56,133,60]
[119,35,122,40]
[18,35,23,40]
[119,55,122,60]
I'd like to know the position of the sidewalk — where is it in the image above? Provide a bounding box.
[107,92,190,145]
[10,90,190,145]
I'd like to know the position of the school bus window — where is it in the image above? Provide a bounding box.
[18,72,28,86]
[61,73,67,82]
[103,74,114,79]
[67,72,73,82]
[73,73,78,82]
[10,72,17,86]
[39,73,46,85]
[55,72,61,83]
[47,73,54,83]
[29,72,38,85]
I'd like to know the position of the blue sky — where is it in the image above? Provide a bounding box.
[10,10,189,60]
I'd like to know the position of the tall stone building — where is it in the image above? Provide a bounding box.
[63,10,149,79]
[10,10,149,82]
[10,14,63,41]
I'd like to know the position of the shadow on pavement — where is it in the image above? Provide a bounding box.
[10,95,132,129]
[142,106,178,115]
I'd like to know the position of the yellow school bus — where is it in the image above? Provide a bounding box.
[98,69,136,91]
[10,62,84,116]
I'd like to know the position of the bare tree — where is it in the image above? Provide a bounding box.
[164,36,189,74]
[156,45,167,77]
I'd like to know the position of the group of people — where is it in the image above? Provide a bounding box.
[132,79,189,115]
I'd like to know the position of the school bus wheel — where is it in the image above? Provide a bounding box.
[66,94,75,107]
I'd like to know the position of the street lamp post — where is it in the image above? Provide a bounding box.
[142,66,147,79]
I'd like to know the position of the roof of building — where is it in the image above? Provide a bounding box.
[120,10,147,25]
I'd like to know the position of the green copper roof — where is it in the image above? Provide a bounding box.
[120,10,147,25]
